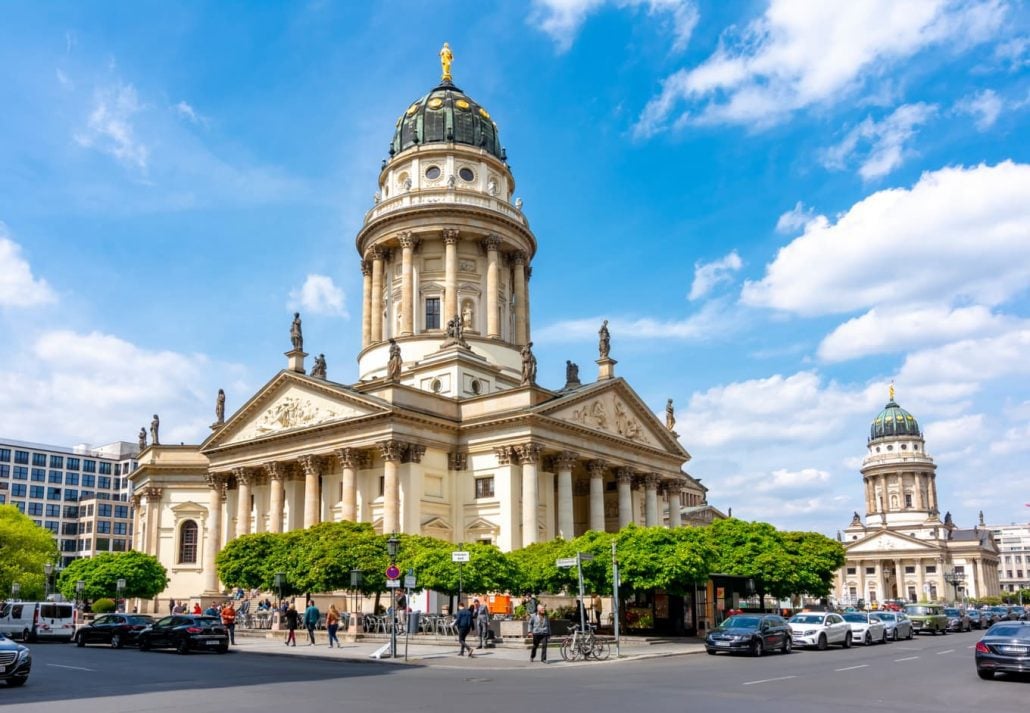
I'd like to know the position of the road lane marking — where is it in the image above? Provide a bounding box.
[894,656,919,662]
[742,675,797,686]
[47,663,95,671]
[835,665,869,671]
[937,650,954,655]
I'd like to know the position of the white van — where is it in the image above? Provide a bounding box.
[0,601,76,642]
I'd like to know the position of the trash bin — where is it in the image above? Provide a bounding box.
[407,611,421,634]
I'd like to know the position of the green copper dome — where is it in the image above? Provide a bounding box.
[390,80,505,161]
[869,400,921,441]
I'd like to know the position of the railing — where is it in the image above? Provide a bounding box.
[364,189,527,226]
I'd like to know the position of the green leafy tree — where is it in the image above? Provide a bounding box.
[616,525,713,594]
[56,552,168,601]
[0,504,59,600]
[216,532,288,592]
[778,530,846,599]
[407,539,518,595]
[507,538,577,595]
[569,530,617,594]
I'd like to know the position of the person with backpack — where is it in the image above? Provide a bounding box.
[454,601,474,657]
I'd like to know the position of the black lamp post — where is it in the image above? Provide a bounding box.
[44,563,53,599]
[387,534,399,657]
[11,582,20,600]
[273,572,285,608]
[944,571,965,604]
[350,569,363,622]
[75,580,85,611]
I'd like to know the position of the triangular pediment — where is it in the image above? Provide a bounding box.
[202,371,390,450]
[846,529,940,554]
[170,501,206,515]
[536,379,688,457]
[421,516,453,532]
[465,517,498,533]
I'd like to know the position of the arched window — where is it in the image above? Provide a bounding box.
[178,520,198,564]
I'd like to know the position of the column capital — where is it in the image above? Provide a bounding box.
[448,451,468,471]
[232,467,250,487]
[361,259,372,276]
[587,460,607,478]
[644,473,661,489]
[369,245,386,261]
[494,445,515,465]
[334,447,361,469]
[130,494,142,508]
[483,234,502,251]
[404,444,426,464]
[144,486,163,500]
[554,451,578,471]
[398,231,418,249]
[263,462,284,482]
[299,454,322,477]
[615,467,635,484]
[204,472,224,490]
[515,443,541,465]
[378,440,406,462]
[443,228,460,245]
[511,250,527,266]
[664,480,683,494]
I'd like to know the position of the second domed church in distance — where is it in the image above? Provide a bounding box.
[130,46,719,608]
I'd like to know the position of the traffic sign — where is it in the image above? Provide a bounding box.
[578,552,594,562]
[451,551,470,563]
[556,557,578,568]
[403,575,417,589]
[386,565,401,580]
[386,579,401,588]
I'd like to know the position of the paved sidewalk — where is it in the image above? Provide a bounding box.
[228,632,706,670]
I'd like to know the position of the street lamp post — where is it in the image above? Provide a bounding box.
[273,572,285,608]
[75,580,85,612]
[387,533,400,658]
[349,569,363,618]
[943,571,965,604]
[44,563,53,599]
[11,582,20,600]
[116,578,126,611]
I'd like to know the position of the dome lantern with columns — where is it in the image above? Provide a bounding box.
[355,44,536,395]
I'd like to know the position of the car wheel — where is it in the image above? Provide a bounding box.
[217,644,229,654]
[7,676,27,688]
[22,629,32,643]
[782,637,792,655]
[111,634,123,649]
[76,633,86,647]
[176,638,190,655]
[864,632,872,646]
[881,630,888,645]
[706,649,717,655]
[817,634,828,651]
[139,638,150,652]
[751,638,763,657]
[892,628,899,641]
[977,669,994,680]
[842,632,852,649]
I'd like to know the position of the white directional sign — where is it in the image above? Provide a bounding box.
[386,579,401,588]
[452,551,470,563]
[578,552,595,562]
[403,575,417,589]
[556,557,578,568]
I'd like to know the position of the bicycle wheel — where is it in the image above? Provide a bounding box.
[559,637,572,661]
[591,639,611,661]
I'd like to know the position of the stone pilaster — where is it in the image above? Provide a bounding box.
[616,468,634,529]
[378,441,405,535]
[644,473,660,526]
[443,229,460,327]
[517,443,541,546]
[555,451,577,540]
[203,473,223,593]
[587,460,607,532]
[484,235,501,339]
[512,250,527,345]
[399,232,416,336]
[335,448,360,522]
[265,462,285,533]
[234,468,251,538]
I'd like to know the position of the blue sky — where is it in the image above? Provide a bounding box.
[1,1,1028,535]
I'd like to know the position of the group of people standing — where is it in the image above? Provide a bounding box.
[453,598,491,657]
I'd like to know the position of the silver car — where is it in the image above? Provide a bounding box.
[843,612,888,645]
[874,611,913,641]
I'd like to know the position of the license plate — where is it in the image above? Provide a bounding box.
[0,665,5,673]
[1001,646,1027,654]
[715,641,730,647]
[206,640,220,646]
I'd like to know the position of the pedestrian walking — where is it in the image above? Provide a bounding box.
[304,599,320,645]
[284,604,299,646]
[591,593,602,627]
[326,604,341,648]
[220,601,237,645]
[529,604,551,663]
[475,599,490,649]
[454,601,474,657]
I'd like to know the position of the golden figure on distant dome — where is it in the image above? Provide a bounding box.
[440,42,453,82]
[889,380,895,402]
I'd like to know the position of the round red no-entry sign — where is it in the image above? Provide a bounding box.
[386,565,401,580]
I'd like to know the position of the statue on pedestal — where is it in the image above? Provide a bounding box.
[138,427,147,451]
[665,399,676,431]
[150,414,160,446]
[290,312,303,351]
[311,354,327,379]
[520,342,537,386]
[598,319,610,359]
[215,389,225,424]
[386,339,402,381]
[565,360,579,386]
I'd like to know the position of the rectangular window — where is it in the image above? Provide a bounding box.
[112,539,126,552]
[0,464,8,478]
[99,462,112,475]
[45,504,60,517]
[31,468,45,482]
[64,489,78,502]
[65,472,78,485]
[13,466,28,480]
[425,297,441,330]
[475,477,495,499]
[904,493,913,508]
[82,474,95,487]
[48,470,63,483]
[114,464,121,476]
[12,484,26,497]
[97,521,111,534]
[62,522,77,535]
[14,450,29,464]
[904,566,915,574]
[46,487,61,500]
[907,586,917,602]
[0,448,10,461]
[378,476,385,497]
[869,590,877,602]
[13,502,24,512]
[846,567,856,575]
[865,567,876,575]
[1007,570,1013,578]
[925,565,937,574]
[61,539,77,552]
[114,522,127,535]
[66,457,79,471]
[44,520,59,533]
[29,485,44,498]
[50,455,63,469]
[82,460,96,473]
[98,503,112,517]
[27,502,43,516]
[114,505,129,519]
[96,537,110,551]
[32,453,47,467]
[97,476,111,489]
[954,565,965,575]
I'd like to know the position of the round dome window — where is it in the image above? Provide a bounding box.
[459,167,475,182]
[431,379,442,393]
[471,379,482,395]
[425,165,441,180]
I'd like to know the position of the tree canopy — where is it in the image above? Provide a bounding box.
[56,551,168,601]
[0,504,59,600]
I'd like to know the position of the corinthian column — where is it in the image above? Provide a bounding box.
[336,448,359,522]
[265,462,284,533]
[587,461,606,532]
[370,247,385,343]
[512,251,527,345]
[484,235,501,338]
[665,482,683,528]
[300,455,321,529]
[616,468,634,529]
[399,232,415,336]
[361,259,372,347]
[518,444,541,546]
[443,229,459,324]
[555,451,577,540]
[204,474,223,592]
[379,441,404,534]
[644,474,660,526]
[234,468,251,538]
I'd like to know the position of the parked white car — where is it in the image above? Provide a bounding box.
[842,612,888,645]
[874,611,914,641]
[788,612,853,650]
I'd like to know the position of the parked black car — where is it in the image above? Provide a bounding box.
[975,621,1030,680]
[0,632,31,687]
[137,615,228,655]
[705,614,792,657]
[967,609,983,630]
[74,614,154,649]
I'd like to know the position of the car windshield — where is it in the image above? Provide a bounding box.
[944,608,960,616]
[789,614,825,624]
[127,615,154,625]
[843,613,868,623]
[878,613,895,621]
[905,606,932,615]
[721,616,761,629]
[987,625,1028,638]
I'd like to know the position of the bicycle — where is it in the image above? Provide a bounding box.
[559,623,610,661]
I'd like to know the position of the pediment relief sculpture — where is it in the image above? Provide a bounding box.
[564,395,650,445]
[225,390,370,444]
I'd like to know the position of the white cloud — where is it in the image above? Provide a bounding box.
[821,103,937,180]
[535,299,738,343]
[990,420,1030,455]
[288,274,348,318]
[633,0,1006,135]
[688,250,742,300]
[530,0,698,53]
[0,330,240,445]
[898,328,1030,389]
[775,201,817,234]
[817,305,1017,362]
[741,161,1030,316]
[174,100,206,126]
[0,225,57,308]
[923,413,986,453]
[74,83,149,170]
[954,89,1004,130]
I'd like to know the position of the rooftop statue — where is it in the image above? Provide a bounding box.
[521,342,537,386]
[138,427,147,451]
[150,414,160,446]
[290,312,303,351]
[311,354,327,379]
[665,398,676,431]
[598,319,611,359]
[215,389,225,424]
[387,339,402,381]
[440,42,453,82]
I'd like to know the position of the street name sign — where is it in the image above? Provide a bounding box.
[451,551,470,563]
[386,579,401,588]
[556,557,578,568]
[403,575,417,588]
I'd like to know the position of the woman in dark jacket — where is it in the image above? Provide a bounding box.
[284,604,299,646]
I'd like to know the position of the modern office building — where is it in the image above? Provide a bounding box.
[988,523,1030,593]
[0,438,138,565]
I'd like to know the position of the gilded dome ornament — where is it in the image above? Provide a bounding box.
[427,97,444,109]
[440,42,453,83]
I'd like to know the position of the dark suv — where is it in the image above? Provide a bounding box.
[706,614,792,656]
[137,615,229,655]
[74,614,154,648]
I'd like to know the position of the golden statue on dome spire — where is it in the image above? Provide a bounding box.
[440,42,453,82]
[889,380,895,402]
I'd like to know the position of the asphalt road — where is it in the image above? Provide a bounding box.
[3,630,1026,713]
